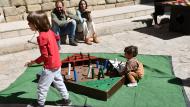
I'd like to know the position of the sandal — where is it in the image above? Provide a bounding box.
[85,39,92,45]
[93,37,99,43]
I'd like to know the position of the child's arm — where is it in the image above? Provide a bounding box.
[136,62,144,79]
[25,34,48,67]
[120,65,130,75]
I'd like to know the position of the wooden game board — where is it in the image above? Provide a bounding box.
[61,53,125,101]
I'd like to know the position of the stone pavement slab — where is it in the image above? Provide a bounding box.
[0,24,190,107]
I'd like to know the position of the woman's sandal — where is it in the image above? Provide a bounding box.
[93,37,99,43]
[85,39,92,45]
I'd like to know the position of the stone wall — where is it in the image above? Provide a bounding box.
[0,0,135,23]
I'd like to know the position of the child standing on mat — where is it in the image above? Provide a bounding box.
[25,11,71,107]
[121,45,144,87]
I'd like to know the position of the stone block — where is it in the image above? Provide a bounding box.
[116,0,126,3]
[10,0,25,6]
[116,1,134,7]
[93,5,106,10]
[27,4,42,12]
[16,6,26,14]
[0,0,10,7]
[42,0,54,3]
[67,7,76,15]
[126,0,133,2]
[41,2,55,11]
[97,0,106,5]
[126,1,135,5]
[25,0,42,5]
[64,0,70,8]
[86,0,97,6]
[105,4,115,9]
[3,6,18,17]
[105,0,117,4]
[70,0,80,7]
[5,15,23,22]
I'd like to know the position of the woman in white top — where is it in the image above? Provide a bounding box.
[76,0,99,45]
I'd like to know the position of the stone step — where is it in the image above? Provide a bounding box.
[0,34,37,55]
[0,4,154,40]
[0,15,155,55]
[91,4,154,23]
[0,4,155,55]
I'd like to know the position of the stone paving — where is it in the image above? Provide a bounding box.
[0,24,190,107]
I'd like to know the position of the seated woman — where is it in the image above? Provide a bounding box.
[76,0,99,45]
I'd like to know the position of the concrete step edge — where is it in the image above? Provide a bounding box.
[0,15,154,55]
[0,4,154,33]
[0,8,154,40]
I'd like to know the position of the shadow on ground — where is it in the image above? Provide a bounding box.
[0,91,91,107]
[168,77,190,87]
[0,91,55,106]
[133,18,186,40]
[168,77,190,107]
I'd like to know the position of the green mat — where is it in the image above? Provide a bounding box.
[0,53,187,107]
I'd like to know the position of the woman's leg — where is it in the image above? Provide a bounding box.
[77,22,89,40]
[78,21,93,45]
[87,21,99,43]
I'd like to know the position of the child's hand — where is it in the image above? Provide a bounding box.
[25,60,35,67]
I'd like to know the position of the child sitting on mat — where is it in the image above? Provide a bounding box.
[121,45,144,87]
